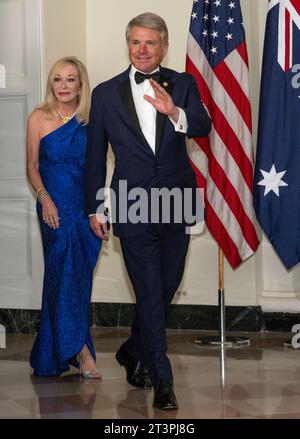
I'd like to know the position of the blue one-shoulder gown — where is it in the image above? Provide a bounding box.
[30,117,102,376]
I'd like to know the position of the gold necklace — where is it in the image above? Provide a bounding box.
[56,109,77,124]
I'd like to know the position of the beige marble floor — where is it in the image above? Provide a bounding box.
[0,328,300,419]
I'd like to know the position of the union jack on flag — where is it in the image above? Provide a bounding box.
[186,0,260,269]
[271,0,300,71]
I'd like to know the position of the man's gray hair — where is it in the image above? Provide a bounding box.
[126,12,169,45]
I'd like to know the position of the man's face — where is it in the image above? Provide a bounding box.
[127,26,168,74]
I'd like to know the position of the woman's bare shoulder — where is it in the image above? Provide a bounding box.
[28,109,52,140]
[28,109,48,125]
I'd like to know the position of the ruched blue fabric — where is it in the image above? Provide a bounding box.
[30,117,101,376]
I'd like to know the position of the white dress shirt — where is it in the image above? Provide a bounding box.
[129,66,188,154]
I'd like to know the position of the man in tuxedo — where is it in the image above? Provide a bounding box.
[85,12,211,410]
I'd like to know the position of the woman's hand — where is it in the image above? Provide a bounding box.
[41,196,60,229]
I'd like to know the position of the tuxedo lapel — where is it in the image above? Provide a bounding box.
[155,70,174,155]
[117,67,175,156]
[117,76,149,147]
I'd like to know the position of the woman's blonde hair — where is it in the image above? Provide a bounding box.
[38,56,90,124]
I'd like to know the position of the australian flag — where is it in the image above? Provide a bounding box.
[253,0,300,270]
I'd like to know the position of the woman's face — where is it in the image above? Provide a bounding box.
[52,63,81,106]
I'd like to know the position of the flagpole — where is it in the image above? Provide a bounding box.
[194,247,250,347]
[219,248,226,345]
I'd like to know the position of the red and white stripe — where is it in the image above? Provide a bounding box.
[186,33,260,268]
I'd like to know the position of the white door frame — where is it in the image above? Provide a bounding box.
[0,0,43,309]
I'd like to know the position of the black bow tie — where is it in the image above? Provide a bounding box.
[134,70,160,85]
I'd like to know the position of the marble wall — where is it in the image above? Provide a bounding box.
[1,304,298,334]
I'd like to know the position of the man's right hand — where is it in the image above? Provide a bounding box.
[89,214,109,241]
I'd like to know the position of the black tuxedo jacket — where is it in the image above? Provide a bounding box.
[84,66,211,237]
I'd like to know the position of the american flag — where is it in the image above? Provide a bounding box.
[186,0,260,269]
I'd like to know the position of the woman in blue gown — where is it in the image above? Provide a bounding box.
[26,57,103,378]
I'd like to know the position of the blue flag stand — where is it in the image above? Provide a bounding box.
[194,248,250,347]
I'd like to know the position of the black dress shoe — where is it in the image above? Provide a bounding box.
[153,378,178,410]
[115,344,152,390]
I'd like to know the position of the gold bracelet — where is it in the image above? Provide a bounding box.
[38,190,49,202]
[36,187,45,197]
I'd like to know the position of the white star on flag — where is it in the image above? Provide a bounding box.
[257,164,288,196]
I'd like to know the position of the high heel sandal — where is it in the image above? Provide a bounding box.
[77,355,103,380]
[80,368,102,379]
